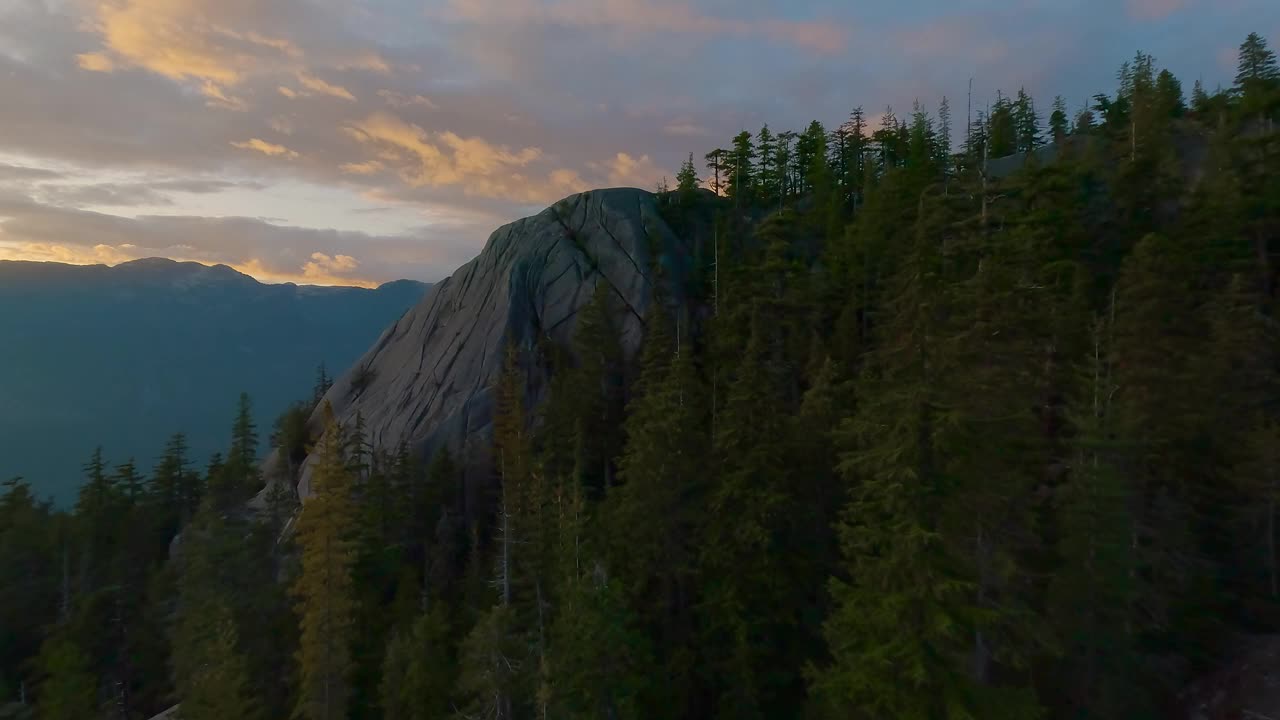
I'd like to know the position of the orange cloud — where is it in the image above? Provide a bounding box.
[200,80,249,111]
[340,160,384,175]
[231,138,299,158]
[235,257,378,287]
[296,71,357,101]
[0,241,134,266]
[591,152,668,189]
[0,242,378,288]
[82,0,298,85]
[344,112,543,197]
[75,52,115,72]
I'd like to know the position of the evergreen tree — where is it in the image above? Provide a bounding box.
[314,363,332,406]
[34,637,97,720]
[811,189,1042,720]
[755,125,777,205]
[148,434,190,544]
[292,402,358,720]
[726,131,757,204]
[174,602,259,720]
[1234,32,1280,115]
[544,572,652,720]
[675,153,699,195]
[601,306,709,715]
[1014,88,1042,152]
[1048,317,1146,719]
[698,313,800,718]
[1049,96,1070,143]
[379,605,453,720]
[704,149,726,196]
[936,96,953,177]
[989,93,1018,157]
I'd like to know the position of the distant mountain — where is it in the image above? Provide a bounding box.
[0,258,428,503]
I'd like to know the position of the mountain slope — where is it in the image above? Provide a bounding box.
[0,258,428,502]
[279,187,694,508]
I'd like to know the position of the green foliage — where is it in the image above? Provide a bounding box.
[379,605,453,720]
[33,638,97,720]
[292,402,358,720]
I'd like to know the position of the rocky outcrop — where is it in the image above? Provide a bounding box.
[274,187,692,504]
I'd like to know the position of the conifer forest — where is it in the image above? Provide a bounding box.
[3,33,1280,720]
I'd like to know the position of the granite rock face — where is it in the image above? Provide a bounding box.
[285,187,690,501]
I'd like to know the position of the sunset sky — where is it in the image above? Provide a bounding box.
[0,0,1274,287]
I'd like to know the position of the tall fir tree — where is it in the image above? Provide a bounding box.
[292,402,358,720]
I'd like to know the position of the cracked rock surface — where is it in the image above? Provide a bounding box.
[283,187,688,501]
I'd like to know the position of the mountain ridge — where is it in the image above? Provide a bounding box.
[0,258,430,502]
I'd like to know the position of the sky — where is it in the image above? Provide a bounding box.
[0,0,1274,287]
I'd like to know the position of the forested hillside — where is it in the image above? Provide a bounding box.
[2,33,1278,720]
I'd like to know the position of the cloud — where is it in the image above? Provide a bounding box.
[340,160,384,175]
[302,251,360,281]
[0,163,64,182]
[343,112,545,198]
[75,52,115,72]
[295,71,357,101]
[199,81,249,111]
[268,116,295,135]
[0,241,136,266]
[1126,0,1191,21]
[663,121,708,137]
[440,0,847,53]
[377,90,439,109]
[335,53,391,73]
[79,0,300,100]
[0,191,481,285]
[590,152,668,189]
[231,138,299,158]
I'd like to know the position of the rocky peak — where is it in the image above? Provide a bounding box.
[273,187,693,503]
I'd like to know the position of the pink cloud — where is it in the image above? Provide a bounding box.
[1126,0,1191,21]
[443,0,847,53]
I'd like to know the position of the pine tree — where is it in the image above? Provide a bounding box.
[704,149,726,196]
[34,637,97,720]
[936,96,954,177]
[292,402,358,720]
[755,125,777,205]
[726,131,756,204]
[601,306,709,714]
[1014,88,1042,153]
[1048,316,1146,719]
[544,571,652,720]
[989,93,1018,157]
[230,393,258,476]
[456,605,520,720]
[697,314,797,718]
[379,605,453,720]
[174,602,259,720]
[314,363,332,406]
[148,434,189,544]
[1049,96,1070,143]
[1155,69,1185,117]
[675,153,699,195]
[810,188,1042,719]
[1234,32,1280,115]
